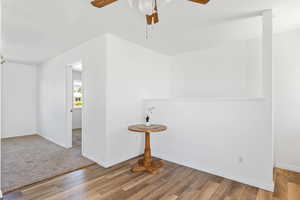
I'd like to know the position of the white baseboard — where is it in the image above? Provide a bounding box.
[81,152,109,168]
[276,163,300,173]
[82,151,142,168]
[154,154,274,192]
[38,134,71,149]
[1,132,38,139]
[104,152,143,168]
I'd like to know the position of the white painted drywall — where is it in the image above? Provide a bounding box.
[0,2,2,194]
[146,98,273,191]
[105,34,172,166]
[38,34,171,167]
[37,35,107,166]
[2,62,37,138]
[274,28,300,173]
[170,39,262,98]
[142,13,273,191]
[72,70,82,129]
[0,60,1,193]
[168,24,300,177]
[37,58,69,147]
[262,11,273,171]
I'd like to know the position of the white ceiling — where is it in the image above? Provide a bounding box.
[3,0,300,65]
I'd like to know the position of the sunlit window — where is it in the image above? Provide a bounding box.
[73,80,83,108]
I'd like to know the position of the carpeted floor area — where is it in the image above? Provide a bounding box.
[1,129,94,193]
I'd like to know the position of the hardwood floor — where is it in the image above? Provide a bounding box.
[3,157,300,200]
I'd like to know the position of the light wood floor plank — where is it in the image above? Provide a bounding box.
[192,181,220,200]
[288,183,300,200]
[256,189,273,200]
[3,158,300,200]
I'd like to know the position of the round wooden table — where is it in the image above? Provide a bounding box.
[128,124,167,174]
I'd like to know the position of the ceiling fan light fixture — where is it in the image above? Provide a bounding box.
[138,0,155,15]
[92,0,210,38]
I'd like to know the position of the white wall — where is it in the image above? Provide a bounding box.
[0,60,2,199]
[170,39,262,98]
[72,70,82,129]
[2,62,37,138]
[38,35,107,165]
[0,68,2,195]
[142,14,273,191]
[38,34,171,167]
[274,28,300,173]
[105,35,172,166]
[146,98,273,191]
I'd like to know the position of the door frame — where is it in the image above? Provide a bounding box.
[66,64,73,148]
[66,61,84,149]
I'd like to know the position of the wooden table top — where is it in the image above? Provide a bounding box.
[128,124,167,133]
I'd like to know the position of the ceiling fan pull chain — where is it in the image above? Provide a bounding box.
[146,23,148,39]
[146,23,150,40]
[149,24,152,39]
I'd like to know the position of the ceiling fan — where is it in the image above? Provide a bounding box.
[90,0,210,26]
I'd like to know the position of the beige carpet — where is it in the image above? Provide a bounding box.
[1,129,94,193]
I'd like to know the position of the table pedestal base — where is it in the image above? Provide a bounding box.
[131,158,163,174]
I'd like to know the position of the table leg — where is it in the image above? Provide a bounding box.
[144,132,152,166]
[132,132,163,174]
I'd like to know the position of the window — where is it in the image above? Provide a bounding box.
[73,80,83,108]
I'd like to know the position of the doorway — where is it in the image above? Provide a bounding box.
[68,61,84,150]
[1,61,93,194]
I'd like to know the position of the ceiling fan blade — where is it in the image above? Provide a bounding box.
[91,0,118,8]
[189,0,210,4]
